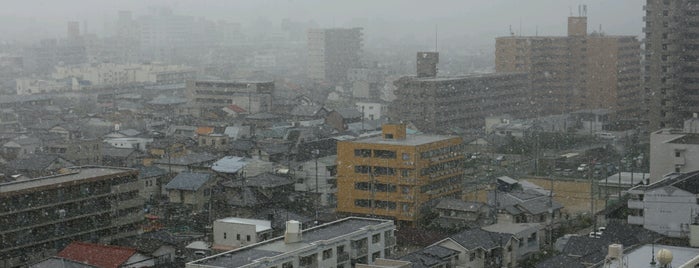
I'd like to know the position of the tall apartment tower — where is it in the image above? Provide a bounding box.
[307,28,363,85]
[496,15,642,123]
[645,0,699,130]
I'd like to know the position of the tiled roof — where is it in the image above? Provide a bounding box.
[164,172,211,191]
[448,228,513,250]
[57,242,136,268]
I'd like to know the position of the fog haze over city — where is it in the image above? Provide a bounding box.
[5,0,699,267]
[2,0,642,48]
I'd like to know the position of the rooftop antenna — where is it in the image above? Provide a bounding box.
[519,17,522,36]
[599,24,603,34]
[536,25,539,36]
[578,5,581,17]
[569,6,573,16]
[509,25,514,36]
[583,4,587,16]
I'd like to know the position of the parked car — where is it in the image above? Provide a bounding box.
[596,132,616,139]
[577,164,589,172]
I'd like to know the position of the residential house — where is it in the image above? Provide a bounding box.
[212,217,273,251]
[325,107,363,132]
[222,172,294,213]
[2,135,41,160]
[185,217,396,268]
[432,228,519,268]
[221,104,247,118]
[153,152,217,174]
[433,198,491,230]
[164,172,216,211]
[136,165,169,200]
[4,154,74,177]
[45,138,102,165]
[627,170,699,237]
[289,104,329,121]
[53,241,154,268]
[397,245,460,268]
[489,190,563,226]
[224,125,251,141]
[148,138,188,159]
[482,223,543,259]
[356,101,387,121]
[197,126,229,151]
[102,145,142,167]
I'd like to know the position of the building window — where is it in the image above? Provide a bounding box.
[384,134,393,139]
[323,248,333,260]
[401,169,410,177]
[355,199,371,208]
[402,153,410,160]
[676,151,681,157]
[470,252,476,261]
[224,232,227,239]
[355,149,371,157]
[246,235,251,241]
[372,233,381,244]
[374,150,396,159]
[355,165,370,174]
[236,234,241,240]
[282,262,293,268]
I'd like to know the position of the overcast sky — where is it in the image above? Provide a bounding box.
[1,0,643,46]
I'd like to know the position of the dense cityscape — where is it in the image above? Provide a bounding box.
[0,1,697,267]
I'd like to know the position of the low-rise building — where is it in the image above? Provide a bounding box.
[434,198,491,229]
[212,217,273,251]
[627,171,699,237]
[186,217,396,268]
[431,228,519,268]
[164,172,215,211]
[0,167,144,267]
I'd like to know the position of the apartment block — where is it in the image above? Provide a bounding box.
[307,28,363,85]
[187,217,396,268]
[336,124,464,225]
[496,16,642,121]
[185,80,274,117]
[390,52,530,133]
[0,167,144,267]
[645,0,699,130]
[627,171,699,238]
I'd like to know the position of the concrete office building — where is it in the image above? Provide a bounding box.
[336,124,464,225]
[496,15,642,121]
[645,0,699,130]
[390,52,530,133]
[307,28,363,85]
[0,167,144,267]
[187,217,396,268]
[186,80,274,117]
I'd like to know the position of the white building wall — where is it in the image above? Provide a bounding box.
[640,187,699,237]
[356,102,385,120]
[650,129,699,183]
[213,221,258,248]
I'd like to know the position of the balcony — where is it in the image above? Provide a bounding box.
[386,236,396,246]
[628,215,644,225]
[351,246,368,258]
[115,198,144,210]
[338,252,350,262]
[628,200,644,209]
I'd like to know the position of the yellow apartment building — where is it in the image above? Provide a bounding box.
[336,124,464,225]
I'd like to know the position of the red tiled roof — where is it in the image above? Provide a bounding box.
[196,126,214,135]
[57,241,137,268]
[226,104,247,113]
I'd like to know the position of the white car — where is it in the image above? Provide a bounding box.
[577,164,588,172]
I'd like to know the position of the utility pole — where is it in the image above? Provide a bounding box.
[312,149,319,222]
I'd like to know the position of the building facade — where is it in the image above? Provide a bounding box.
[187,217,396,268]
[336,124,464,225]
[0,167,144,267]
[307,28,363,85]
[645,0,699,130]
[627,171,699,238]
[496,16,642,122]
[185,80,274,117]
[390,54,530,133]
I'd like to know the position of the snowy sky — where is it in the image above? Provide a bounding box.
[0,0,643,45]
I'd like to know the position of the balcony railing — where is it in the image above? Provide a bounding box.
[338,252,350,262]
[351,246,368,258]
[628,200,644,209]
[628,215,644,225]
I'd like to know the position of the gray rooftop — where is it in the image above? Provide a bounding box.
[211,156,248,173]
[447,228,513,251]
[351,134,458,146]
[164,172,211,191]
[189,217,392,268]
[607,244,699,268]
[0,167,135,194]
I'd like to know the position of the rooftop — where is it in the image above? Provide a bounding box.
[216,217,272,233]
[350,133,458,146]
[189,217,393,268]
[0,166,135,194]
[607,244,699,268]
